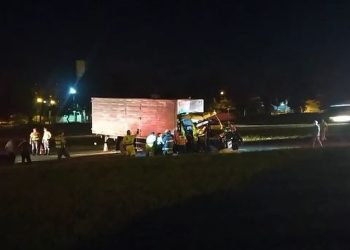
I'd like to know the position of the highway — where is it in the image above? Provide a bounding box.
[12,139,349,164]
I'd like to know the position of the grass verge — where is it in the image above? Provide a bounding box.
[0,148,349,249]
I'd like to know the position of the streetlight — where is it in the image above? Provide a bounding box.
[48,99,56,124]
[36,97,44,123]
[220,90,225,96]
[69,87,77,95]
[68,86,78,122]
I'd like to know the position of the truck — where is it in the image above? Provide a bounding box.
[91,97,204,150]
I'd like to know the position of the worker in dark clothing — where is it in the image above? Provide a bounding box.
[155,133,164,155]
[197,126,208,153]
[225,124,243,150]
[17,139,32,164]
[162,130,174,155]
[5,139,16,164]
[55,132,70,160]
[320,119,328,142]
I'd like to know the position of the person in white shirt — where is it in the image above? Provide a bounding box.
[42,127,52,155]
[312,120,323,148]
[146,132,157,156]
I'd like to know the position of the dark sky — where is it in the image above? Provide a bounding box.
[1,1,350,116]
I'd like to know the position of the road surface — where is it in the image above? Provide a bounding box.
[13,139,350,164]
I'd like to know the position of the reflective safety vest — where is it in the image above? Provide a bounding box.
[122,135,136,146]
[55,135,66,148]
[30,132,40,141]
[175,134,187,146]
[162,134,174,151]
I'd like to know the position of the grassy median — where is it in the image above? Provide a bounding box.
[0,148,349,249]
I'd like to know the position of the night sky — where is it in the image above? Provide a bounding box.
[1,1,350,116]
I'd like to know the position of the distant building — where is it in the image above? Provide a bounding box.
[303,99,321,113]
[271,100,293,115]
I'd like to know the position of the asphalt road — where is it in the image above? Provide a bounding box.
[13,143,296,163]
[13,139,350,164]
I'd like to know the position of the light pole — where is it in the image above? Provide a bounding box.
[36,97,43,123]
[69,86,77,122]
[69,87,77,102]
[49,98,57,124]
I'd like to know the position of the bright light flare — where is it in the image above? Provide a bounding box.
[220,90,225,96]
[330,115,350,122]
[36,97,43,103]
[69,87,77,95]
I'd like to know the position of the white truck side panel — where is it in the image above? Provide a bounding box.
[177,99,204,114]
[91,98,177,137]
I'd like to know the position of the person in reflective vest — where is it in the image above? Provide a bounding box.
[29,128,40,155]
[146,132,156,156]
[122,129,139,156]
[162,130,174,155]
[174,129,187,154]
[55,132,70,160]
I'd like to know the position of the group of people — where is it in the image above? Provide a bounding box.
[145,129,192,156]
[3,127,70,165]
[145,130,178,156]
[120,123,243,157]
[29,127,52,155]
[120,129,177,157]
[313,119,328,148]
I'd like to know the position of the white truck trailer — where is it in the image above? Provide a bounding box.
[91,97,204,150]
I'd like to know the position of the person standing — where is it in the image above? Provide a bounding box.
[17,139,32,164]
[29,128,40,155]
[122,129,139,156]
[155,133,164,155]
[145,132,157,156]
[320,119,328,142]
[162,130,174,155]
[174,130,187,154]
[197,126,208,153]
[5,139,16,164]
[228,125,243,150]
[42,127,52,155]
[55,131,70,160]
[312,120,323,148]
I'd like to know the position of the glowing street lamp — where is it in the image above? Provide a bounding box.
[69,87,77,95]
[50,99,56,105]
[220,90,225,96]
[35,97,44,123]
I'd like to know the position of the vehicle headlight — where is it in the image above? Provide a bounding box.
[329,115,350,122]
